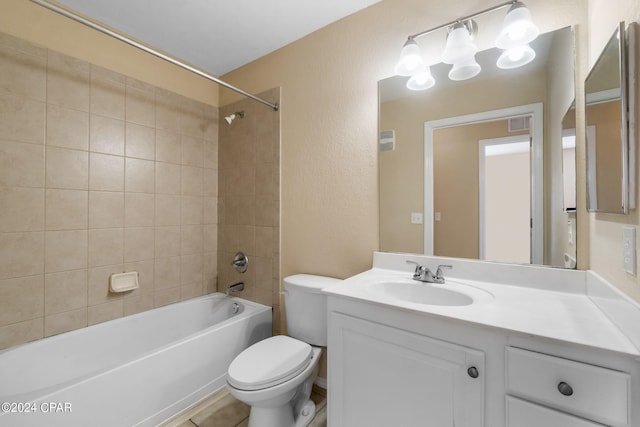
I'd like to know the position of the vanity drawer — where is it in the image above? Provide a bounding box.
[506,396,607,427]
[505,347,629,426]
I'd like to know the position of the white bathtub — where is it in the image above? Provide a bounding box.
[0,293,272,427]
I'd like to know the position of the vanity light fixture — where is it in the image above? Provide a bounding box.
[394,0,539,91]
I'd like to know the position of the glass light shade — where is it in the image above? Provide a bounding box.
[407,67,436,91]
[394,39,425,76]
[448,55,481,81]
[495,2,540,49]
[497,44,536,69]
[442,25,477,64]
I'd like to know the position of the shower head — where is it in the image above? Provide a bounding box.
[224,111,245,124]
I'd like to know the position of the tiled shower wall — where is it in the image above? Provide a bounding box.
[0,32,219,350]
[217,90,281,335]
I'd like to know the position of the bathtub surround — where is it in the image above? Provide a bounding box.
[0,32,219,350]
[217,90,281,335]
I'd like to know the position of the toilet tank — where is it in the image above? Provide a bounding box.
[283,274,342,346]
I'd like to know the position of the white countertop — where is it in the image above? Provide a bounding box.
[323,253,640,356]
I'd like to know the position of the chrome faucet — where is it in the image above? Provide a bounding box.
[226,282,245,295]
[406,261,452,284]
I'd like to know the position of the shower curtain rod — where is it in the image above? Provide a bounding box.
[30,0,280,111]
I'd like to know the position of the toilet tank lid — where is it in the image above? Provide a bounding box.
[283,274,342,294]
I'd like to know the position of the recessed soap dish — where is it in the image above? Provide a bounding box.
[110,271,139,293]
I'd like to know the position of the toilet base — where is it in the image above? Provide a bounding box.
[247,399,315,427]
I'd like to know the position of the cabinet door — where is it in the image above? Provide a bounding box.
[506,396,608,427]
[328,313,485,427]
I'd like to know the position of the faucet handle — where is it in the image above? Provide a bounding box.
[435,264,452,278]
[405,260,424,276]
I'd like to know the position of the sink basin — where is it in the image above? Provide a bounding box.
[367,279,492,307]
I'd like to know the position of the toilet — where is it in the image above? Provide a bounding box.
[226,274,341,427]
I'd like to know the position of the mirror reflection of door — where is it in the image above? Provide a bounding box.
[433,117,532,264]
[479,136,531,264]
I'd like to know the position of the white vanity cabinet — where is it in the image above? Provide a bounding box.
[328,311,485,427]
[505,347,630,427]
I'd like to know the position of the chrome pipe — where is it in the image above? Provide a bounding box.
[30,0,280,111]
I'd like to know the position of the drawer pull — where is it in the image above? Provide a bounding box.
[557,381,574,396]
[467,366,479,378]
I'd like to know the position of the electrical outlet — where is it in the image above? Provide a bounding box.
[411,213,423,224]
[623,227,636,275]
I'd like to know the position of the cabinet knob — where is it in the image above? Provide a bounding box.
[467,366,479,378]
[557,381,574,396]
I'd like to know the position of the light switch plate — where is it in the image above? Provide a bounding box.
[623,227,636,275]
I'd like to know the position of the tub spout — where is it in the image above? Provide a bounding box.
[226,282,244,295]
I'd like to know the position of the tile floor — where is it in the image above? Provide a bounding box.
[166,387,327,427]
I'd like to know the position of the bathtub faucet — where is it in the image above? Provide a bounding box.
[226,282,245,295]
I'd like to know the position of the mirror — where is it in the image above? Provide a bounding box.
[379,26,576,268]
[585,22,629,214]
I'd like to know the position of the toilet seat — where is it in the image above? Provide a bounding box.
[227,335,313,391]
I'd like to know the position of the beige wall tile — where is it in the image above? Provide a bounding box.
[154,286,181,307]
[204,197,218,225]
[255,227,274,258]
[182,165,203,196]
[89,191,124,229]
[45,189,88,231]
[0,139,44,188]
[89,152,124,191]
[203,252,217,293]
[181,225,203,255]
[203,224,217,253]
[180,281,203,300]
[44,308,87,337]
[126,81,155,127]
[0,40,46,101]
[47,50,90,112]
[125,193,154,227]
[90,114,124,155]
[180,99,205,139]
[44,269,87,315]
[45,230,87,273]
[0,318,43,349]
[123,259,154,296]
[156,162,181,195]
[155,226,181,258]
[155,194,181,226]
[124,292,154,316]
[125,158,155,193]
[46,104,89,150]
[0,94,45,144]
[203,105,218,142]
[255,195,274,227]
[255,162,274,196]
[237,225,256,255]
[124,227,154,262]
[0,232,44,279]
[204,139,218,168]
[88,300,123,326]
[126,123,155,160]
[0,187,44,232]
[155,130,181,164]
[155,256,180,290]
[0,275,44,326]
[46,147,88,190]
[0,32,46,59]
[88,228,123,267]
[88,264,124,306]
[181,254,203,285]
[155,89,181,132]
[253,256,273,291]
[203,168,218,197]
[182,196,203,225]
[181,136,203,167]
[90,65,125,120]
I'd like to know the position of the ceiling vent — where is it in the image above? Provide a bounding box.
[508,116,531,132]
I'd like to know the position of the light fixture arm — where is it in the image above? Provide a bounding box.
[407,0,515,41]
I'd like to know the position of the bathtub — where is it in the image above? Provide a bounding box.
[0,293,272,427]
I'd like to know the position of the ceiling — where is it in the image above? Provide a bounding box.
[54,0,382,76]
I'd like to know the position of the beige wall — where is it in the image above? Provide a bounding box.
[0,0,218,106]
[587,0,640,302]
[0,32,219,350]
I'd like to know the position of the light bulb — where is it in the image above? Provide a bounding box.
[495,2,539,49]
[497,45,536,69]
[394,39,425,76]
[407,66,436,91]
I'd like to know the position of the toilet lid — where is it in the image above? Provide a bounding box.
[227,335,313,391]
